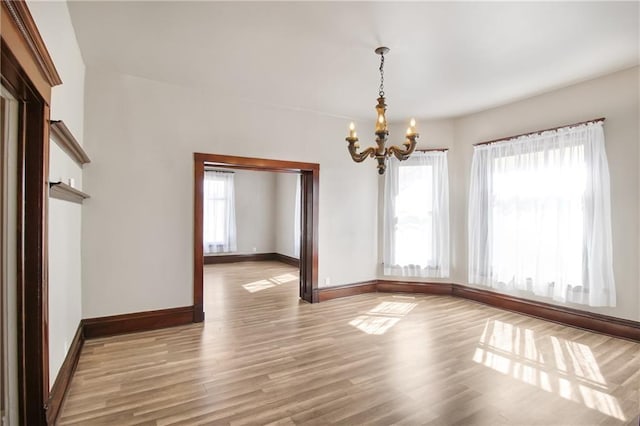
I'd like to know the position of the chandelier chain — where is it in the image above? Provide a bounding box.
[378,53,385,97]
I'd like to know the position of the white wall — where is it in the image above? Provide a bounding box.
[388,119,456,152]
[28,1,86,387]
[275,173,299,259]
[206,169,305,257]
[451,66,639,321]
[47,147,82,384]
[226,169,277,255]
[82,68,378,317]
[77,21,637,324]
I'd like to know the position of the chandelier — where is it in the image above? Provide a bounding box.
[346,47,419,175]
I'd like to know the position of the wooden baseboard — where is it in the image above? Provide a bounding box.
[204,252,300,267]
[204,253,275,264]
[318,280,378,302]
[377,280,452,295]
[46,322,84,425]
[318,280,450,302]
[273,253,300,268]
[452,285,640,341]
[193,303,205,323]
[83,305,195,339]
[318,279,640,341]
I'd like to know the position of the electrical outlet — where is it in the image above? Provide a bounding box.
[252,247,257,252]
[324,277,331,286]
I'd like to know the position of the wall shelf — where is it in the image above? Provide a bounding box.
[50,120,91,166]
[49,182,90,204]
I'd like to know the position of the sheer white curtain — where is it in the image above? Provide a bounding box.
[203,170,237,254]
[383,151,450,277]
[468,122,615,306]
[293,175,301,258]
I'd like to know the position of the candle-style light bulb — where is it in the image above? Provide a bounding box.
[348,122,356,138]
[375,112,387,132]
[408,118,417,136]
[375,98,387,133]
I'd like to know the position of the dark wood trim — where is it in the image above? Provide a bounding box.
[318,280,450,302]
[48,182,89,204]
[199,153,318,173]
[301,166,320,303]
[193,157,204,322]
[451,285,640,342]
[45,322,84,425]
[377,280,453,295]
[203,252,301,266]
[49,120,90,166]
[318,279,639,341]
[273,253,300,268]
[1,46,51,424]
[194,153,319,313]
[20,74,49,425]
[318,280,378,302]
[1,3,58,423]
[1,0,62,87]
[475,117,606,146]
[204,252,275,265]
[83,306,195,339]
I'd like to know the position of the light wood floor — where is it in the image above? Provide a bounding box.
[59,261,640,425]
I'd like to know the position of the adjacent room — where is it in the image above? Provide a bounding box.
[0,1,638,425]
[202,167,302,315]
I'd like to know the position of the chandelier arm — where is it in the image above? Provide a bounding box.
[351,147,376,162]
[388,135,419,161]
[346,138,376,162]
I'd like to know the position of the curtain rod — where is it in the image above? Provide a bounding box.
[474,117,606,147]
[204,168,234,174]
[416,148,448,152]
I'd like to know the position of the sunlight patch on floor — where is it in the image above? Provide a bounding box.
[350,297,418,335]
[349,315,401,335]
[473,319,626,421]
[271,273,298,284]
[242,273,298,293]
[242,279,276,293]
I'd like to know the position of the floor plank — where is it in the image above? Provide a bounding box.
[58,261,640,425]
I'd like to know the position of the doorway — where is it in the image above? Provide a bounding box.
[1,34,54,423]
[193,153,319,322]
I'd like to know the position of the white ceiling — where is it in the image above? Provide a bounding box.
[67,1,639,121]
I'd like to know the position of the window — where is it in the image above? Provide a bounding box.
[383,151,450,277]
[203,170,237,253]
[468,122,615,307]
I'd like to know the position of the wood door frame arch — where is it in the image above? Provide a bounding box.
[193,153,319,321]
[1,0,63,423]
